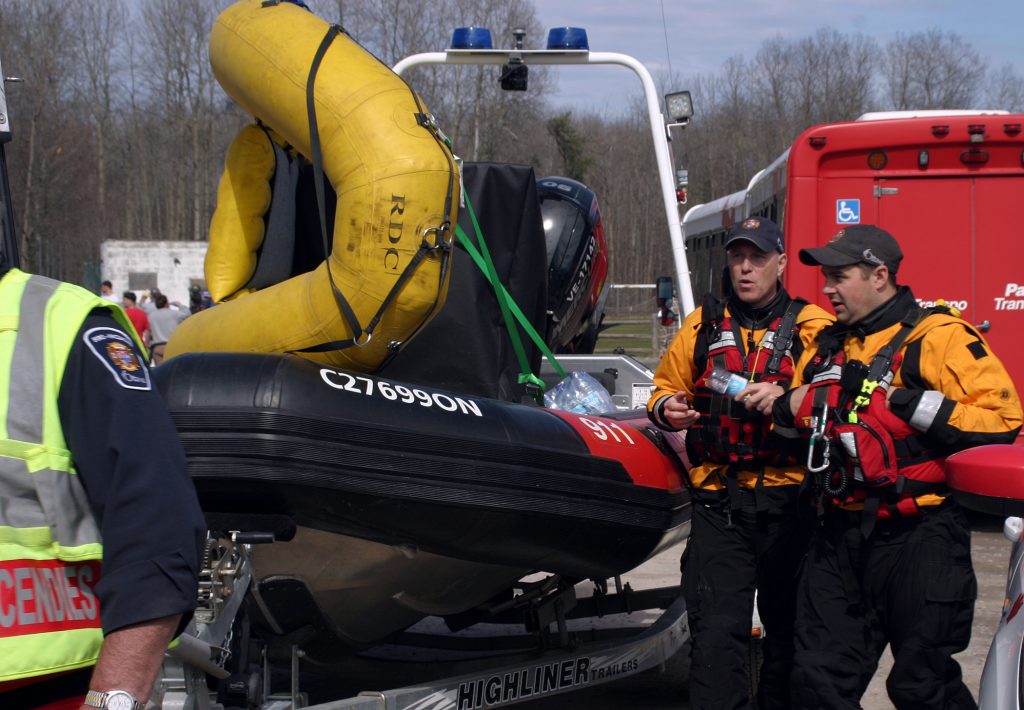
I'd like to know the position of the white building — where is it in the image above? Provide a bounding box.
[100,240,208,307]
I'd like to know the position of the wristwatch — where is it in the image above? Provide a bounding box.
[84,689,146,710]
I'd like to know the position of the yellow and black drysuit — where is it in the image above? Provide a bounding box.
[648,289,832,710]
[775,286,1022,710]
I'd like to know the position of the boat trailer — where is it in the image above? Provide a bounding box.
[156,531,688,709]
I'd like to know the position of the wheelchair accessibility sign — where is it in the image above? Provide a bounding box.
[836,199,860,224]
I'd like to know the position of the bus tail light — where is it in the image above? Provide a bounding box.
[808,136,827,147]
[867,151,888,170]
[961,149,989,165]
[1005,123,1022,136]
[932,125,950,137]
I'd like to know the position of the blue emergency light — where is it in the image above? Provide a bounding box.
[546,27,589,50]
[450,27,493,50]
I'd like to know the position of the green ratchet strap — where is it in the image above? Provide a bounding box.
[455,191,567,402]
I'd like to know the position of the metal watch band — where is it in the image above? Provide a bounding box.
[84,689,146,710]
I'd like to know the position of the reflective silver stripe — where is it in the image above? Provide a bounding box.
[810,364,842,384]
[7,276,54,443]
[0,459,49,529]
[909,390,945,431]
[32,468,100,550]
[706,330,736,353]
[0,275,101,550]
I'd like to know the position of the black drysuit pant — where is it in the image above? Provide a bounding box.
[790,500,977,710]
[683,488,812,710]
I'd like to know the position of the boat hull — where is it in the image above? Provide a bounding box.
[153,352,689,652]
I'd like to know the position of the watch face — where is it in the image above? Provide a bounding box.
[106,692,137,710]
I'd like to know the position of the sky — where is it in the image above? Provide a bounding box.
[529,0,1023,114]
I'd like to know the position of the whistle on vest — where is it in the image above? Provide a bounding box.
[807,401,832,473]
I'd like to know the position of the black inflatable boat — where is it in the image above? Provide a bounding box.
[154,352,688,653]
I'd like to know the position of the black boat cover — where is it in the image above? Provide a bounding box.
[378,162,547,403]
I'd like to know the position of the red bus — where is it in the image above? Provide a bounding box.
[682,110,1024,396]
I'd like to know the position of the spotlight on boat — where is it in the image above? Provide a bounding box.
[450,26,493,50]
[546,27,589,50]
[664,90,694,126]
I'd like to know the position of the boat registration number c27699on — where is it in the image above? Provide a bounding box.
[319,368,484,417]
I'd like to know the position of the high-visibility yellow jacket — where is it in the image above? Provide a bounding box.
[0,269,142,681]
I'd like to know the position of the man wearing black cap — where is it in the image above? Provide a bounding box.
[776,224,1022,709]
[648,217,832,710]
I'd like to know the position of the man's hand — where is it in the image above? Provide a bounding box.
[736,381,786,416]
[662,391,700,429]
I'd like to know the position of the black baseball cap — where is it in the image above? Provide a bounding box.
[724,217,784,254]
[799,224,903,273]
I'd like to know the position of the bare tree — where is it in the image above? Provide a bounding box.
[987,64,1024,112]
[136,0,232,242]
[69,0,127,221]
[0,0,78,275]
[883,30,987,110]
[3,2,1022,296]
[788,28,877,127]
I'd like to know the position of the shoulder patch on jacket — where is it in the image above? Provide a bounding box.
[83,326,151,390]
[967,340,988,360]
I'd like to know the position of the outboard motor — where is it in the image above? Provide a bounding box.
[537,176,609,353]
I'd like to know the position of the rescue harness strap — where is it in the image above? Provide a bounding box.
[695,297,804,516]
[808,307,948,535]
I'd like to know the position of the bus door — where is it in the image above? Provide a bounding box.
[875,175,1023,395]
[873,177,974,321]
[974,176,1024,390]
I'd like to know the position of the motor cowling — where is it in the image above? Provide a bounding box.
[537,176,609,353]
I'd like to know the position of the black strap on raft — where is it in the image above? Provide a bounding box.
[295,24,455,355]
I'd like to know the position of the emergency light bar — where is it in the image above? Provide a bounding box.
[394,28,698,315]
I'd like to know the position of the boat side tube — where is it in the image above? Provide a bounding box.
[154,352,690,579]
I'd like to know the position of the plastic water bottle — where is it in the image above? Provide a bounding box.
[544,371,615,414]
[707,367,747,397]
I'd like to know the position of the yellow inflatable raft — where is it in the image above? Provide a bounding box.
[165,0,458,372]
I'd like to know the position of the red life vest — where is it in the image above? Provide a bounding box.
[687,297,804,466]
[797,308,948,519]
